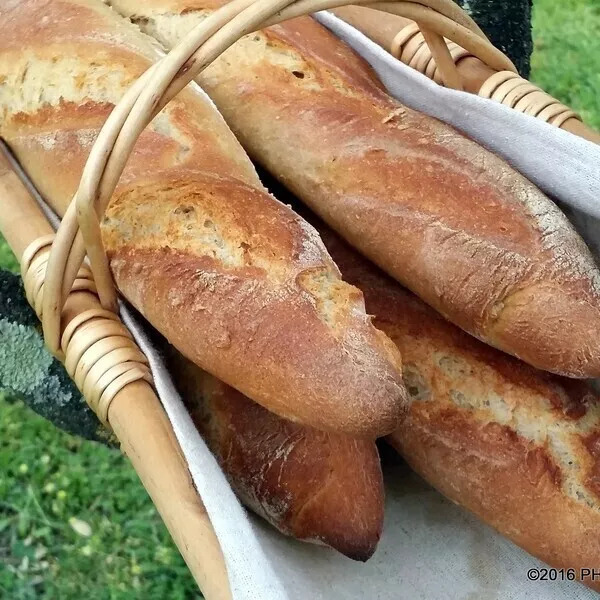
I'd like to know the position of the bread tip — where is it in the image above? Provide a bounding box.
[329,532,382,562]
[370,379,409,438]
[343,392,406,439]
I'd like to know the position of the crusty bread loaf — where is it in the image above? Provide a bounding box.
[165,346,384,561]
[0,0,407,437]
[108,0,600,378]
[315,221,600,589]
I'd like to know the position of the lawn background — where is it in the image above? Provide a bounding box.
[1,0,599,597]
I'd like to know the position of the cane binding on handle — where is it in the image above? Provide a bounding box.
[331,4,600,144]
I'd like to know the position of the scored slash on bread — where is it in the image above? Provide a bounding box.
[0,0,407,438]
[108,0,600,378]
[166,347,385,561]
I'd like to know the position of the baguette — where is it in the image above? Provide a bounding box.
[316,219,600,589]
[0,0,407,437]
[165,346,384,561]
[108,0,600,378]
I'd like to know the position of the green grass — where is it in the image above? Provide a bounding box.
[531,0,600,130]
[0,397,199,600]
[0,1,599,596]
[0,395,199,599]
[0,241,18,273]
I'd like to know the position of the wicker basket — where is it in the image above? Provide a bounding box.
[0,0,598,598]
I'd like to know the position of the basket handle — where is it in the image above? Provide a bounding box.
[39,0,514,356]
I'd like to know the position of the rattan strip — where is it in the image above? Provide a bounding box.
[391,24,581,126]
[21,236,152,426]
[370,2,514,73]
[479,71,581,126]
[391,22,473,85]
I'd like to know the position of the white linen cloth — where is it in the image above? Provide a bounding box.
[43,13,600,599]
